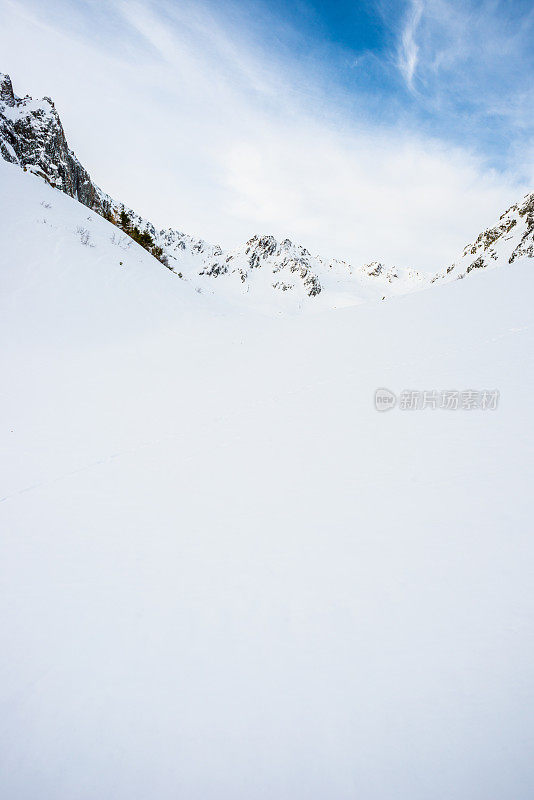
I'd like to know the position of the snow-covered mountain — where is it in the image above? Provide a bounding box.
[3,69,533,311]
[0,71,433,309]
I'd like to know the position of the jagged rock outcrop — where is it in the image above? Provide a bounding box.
[0,72,103,210]
[433,191,534,283]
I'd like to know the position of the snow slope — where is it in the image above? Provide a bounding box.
[1,161,534,799]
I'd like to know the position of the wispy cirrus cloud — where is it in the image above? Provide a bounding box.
[397,0,424,89]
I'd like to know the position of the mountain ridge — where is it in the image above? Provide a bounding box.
[1,70,532,309]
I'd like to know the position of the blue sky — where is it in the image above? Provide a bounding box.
[0,0,533,269]
[219,0,534,168]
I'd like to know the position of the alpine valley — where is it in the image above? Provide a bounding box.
[1,68,534,800]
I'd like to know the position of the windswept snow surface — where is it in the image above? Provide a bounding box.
[1,160,534,799]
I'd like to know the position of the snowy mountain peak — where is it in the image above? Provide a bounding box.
[0,72,101,209]
[244,235,309,260]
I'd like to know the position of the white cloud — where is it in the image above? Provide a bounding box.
[397,0,424,89]
[0,0,529,271]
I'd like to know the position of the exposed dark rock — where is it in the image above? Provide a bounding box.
[0,73,103,211]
